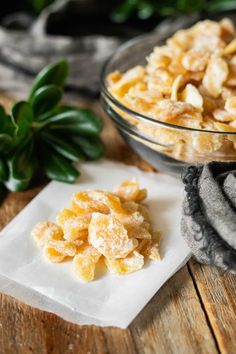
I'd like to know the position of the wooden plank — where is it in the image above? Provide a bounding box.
[0,185,46,230]
[130,265,218,354]
[189,260,236,354]
[0,266,218,354]
[0,293,137,354]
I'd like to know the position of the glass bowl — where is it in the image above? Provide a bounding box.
[100,33,236,177]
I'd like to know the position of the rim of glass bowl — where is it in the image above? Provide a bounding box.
[100,32,236,136]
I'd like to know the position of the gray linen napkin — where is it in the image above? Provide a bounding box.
[182,162,236,273]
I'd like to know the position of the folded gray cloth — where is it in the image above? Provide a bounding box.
[182,162,236,273]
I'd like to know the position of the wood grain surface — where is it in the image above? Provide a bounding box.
[0,96,235,354]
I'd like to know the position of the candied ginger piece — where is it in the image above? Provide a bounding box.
[202,94,223,113]
[182,84,203,110]
[168,115,202,129]
[202,55,228,98]
[122,199,150,216]
[146,125,182,145]
[213,109,234,122]
[167,29,193,51]
[170,75,183,101]
[124,84,163,115]
[191,131,223,153]
[186,71,204,82]
[117,202,147,231]
[168,52,187,76]
[73,244,101,282]
[44,246,66,263]
[151,230,162,242]
[127,226,151,240]
[215,122,236,143]
[114,179,147,202]
[106,193,129,214]
[116,211,144,230]
[220,18,235,42]
[220,18,235,34]
[192,21,224,50]
[146,45,172,70]
[71,191,107,214]
[230,120,236,129]
[142,219,150,229]
[153,99,200,122]
[57,208,90,241]
[72,239,84,247]
[146,69,174,95]
[214,122,236,132]
[136,239,148,252]
[65,228,88,241]
[136,189,147,202]
[122,201,139,213]
[141,238,160,261]
[56,208,77,224]
[222,86,236,99]
[225,96,236,116]
[182,49,209,71]
[107,70,122,85]
[105,251,144,275]
[31,221,63,247]
[114,179,139,201]
[88,213,138,258]
[124,95,154,115]
[224,38,236,55]
[110,66,145,96]
[193,19,220,36]
[71,191,126,215]
[48,240,78,257]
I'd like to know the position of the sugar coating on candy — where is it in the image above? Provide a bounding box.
[31,221,63,247]
[141,238,161,261]
[32,179,160,281]
[115,211,144,230]
[114,179,147,202]
[57,208,90,241]
[71,190,127,215]
[44,246,66,263]
[107,18,236,159]
[105,251,144,275]
[47,240,79,257]
[127,226,152,240]
[88,213,138,259]
[73,244,101,282]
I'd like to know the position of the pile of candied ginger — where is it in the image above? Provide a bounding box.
[31,180,160,282]
[108,19,236,154]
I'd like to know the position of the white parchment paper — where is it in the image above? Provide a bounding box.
[0,160,191,328]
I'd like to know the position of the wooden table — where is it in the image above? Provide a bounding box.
[0,96,235,354]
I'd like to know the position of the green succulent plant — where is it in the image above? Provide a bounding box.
[0,60,104,194]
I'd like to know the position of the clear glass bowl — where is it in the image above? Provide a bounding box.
[100,33,236,176]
